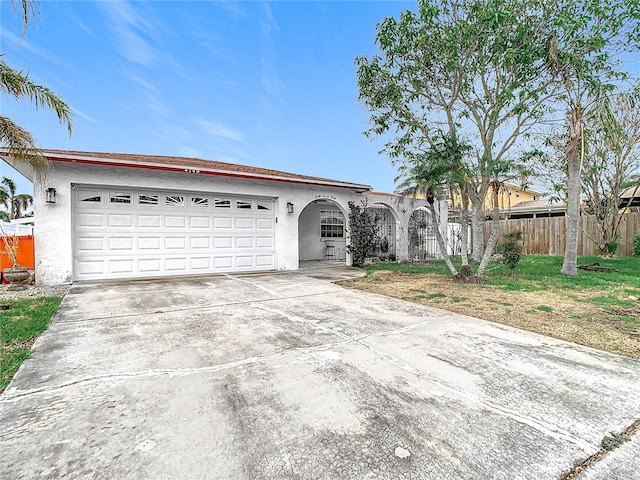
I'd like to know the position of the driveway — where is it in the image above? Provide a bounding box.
[1,265,639,479]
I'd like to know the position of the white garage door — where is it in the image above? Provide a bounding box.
[72,185,276,281]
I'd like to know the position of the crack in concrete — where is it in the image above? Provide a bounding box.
[559,417,640,480]
[355,339,597,454]
[0,339,354,403]
[54,290,342,325]
[225,274,286,299]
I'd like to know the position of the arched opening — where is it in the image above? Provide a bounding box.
[367,203,398,261]
[298,199,347,264]
[408,207,439,260]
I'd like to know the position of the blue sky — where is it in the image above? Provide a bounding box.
[1,0,417,197]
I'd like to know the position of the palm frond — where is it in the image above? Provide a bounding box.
[0,115,47,169]
[0,60,73,135]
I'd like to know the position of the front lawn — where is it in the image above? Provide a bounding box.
[0,297,62,393]
[342,255,640,359]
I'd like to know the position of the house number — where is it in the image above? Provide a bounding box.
[184,168,200,173]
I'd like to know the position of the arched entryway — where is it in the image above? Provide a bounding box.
[298,199,348,264]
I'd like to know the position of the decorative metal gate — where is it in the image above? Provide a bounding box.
[408,208,439,260]
[367,205,396,259]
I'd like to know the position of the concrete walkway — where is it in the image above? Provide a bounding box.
[1,267,639,479]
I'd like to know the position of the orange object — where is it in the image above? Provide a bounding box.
[1,236,35,282]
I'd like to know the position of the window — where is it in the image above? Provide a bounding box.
[515,191,520,198]
[79,191,101,203]
[214,198,231,208]
[165,195,184,206]
[320,210,344,238]
[532,195,537,201]
[139,194,159,205]
[191,196,209,207]
[257,201,272,211]
[110,192,131,204]
[237,200,252,209]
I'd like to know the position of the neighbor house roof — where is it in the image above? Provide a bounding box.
[501,199,567,214]
[0,149,372,192]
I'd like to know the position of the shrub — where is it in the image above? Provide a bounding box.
[346,200,380,267]
[633,235,640,257]
[495,230,524,276]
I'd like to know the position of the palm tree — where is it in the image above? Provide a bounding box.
[1,0,73,168]
[12,193,33,219]
[0,176,32,219]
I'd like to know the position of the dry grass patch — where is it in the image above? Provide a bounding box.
[343,270,640,359]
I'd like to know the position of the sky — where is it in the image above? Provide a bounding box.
[1,0,418,197]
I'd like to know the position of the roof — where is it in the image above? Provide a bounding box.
[501,199,567,213]
[620,184,640,199]
[0,149,372,192]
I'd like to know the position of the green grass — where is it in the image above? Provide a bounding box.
[365,255,640,296]
[1,297,62,393]
[536,305,553,312]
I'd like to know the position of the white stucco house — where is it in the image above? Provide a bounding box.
[1,150,446,285]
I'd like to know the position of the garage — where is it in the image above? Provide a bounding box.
[72,185,275,281]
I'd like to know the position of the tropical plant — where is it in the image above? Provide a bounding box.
[495,231,524,276]
[1,0,73,168]
[0,177,32,219]
[346,200,380,268]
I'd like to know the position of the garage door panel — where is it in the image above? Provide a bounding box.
[256,218,273,230]
[236,218,253,229]
[214,237,233,248]
[190,257,211,270]
[138,215,161,228]
[77,213,104,227]
[214,217,232,229]
[236,256,254,268]
[76,260,105,275]
[108,215,132,227]
[139,258,162,273]
[165,258,188,271]
[214,256,233,269]
[77,237,104,251]
[190,237,210,249]
[190,217,210,228]
[236,237,254,248]
[165,237,187,249]
[138,237,161,250]
[256,237,273,248]
[73,187,275,280]
[108,237,134,250]
[108,259,135,274]
[256,254,275,267]
[165,216,186,228]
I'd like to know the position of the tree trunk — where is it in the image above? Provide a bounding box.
[470,201,484,263]
[427,201,459,277]
[476,198,501,278]
[562,106,583,276]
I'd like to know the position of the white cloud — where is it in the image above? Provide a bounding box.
[97,1,157,67]
[71,106,98,124]
[196,120,244,142]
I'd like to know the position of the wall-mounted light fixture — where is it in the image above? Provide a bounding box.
[45,187,56,204]
[286,202,294,214]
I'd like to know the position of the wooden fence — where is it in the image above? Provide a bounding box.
[483,212,640,257]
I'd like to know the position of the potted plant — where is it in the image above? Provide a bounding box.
[0,224,31,286]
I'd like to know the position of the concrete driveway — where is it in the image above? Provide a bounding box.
[1,264,639,479]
